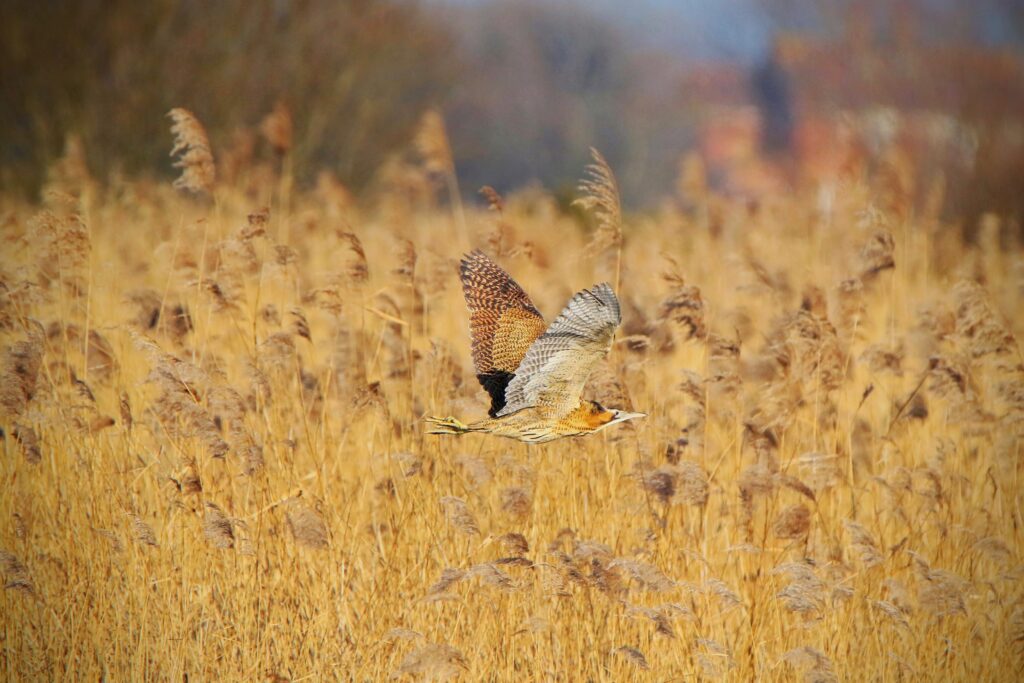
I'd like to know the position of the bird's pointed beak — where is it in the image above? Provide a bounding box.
[610,410,646,425]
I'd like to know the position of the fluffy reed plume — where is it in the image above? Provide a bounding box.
[496,533,529,557]
[260,332,297,370]
[479,185,504,213]
[383,627,424,643]
[782,646,838,683]
[951,280,1016,358]
[638,464,675,503]
[231,520,256,556]
[289,308,311,342]
[772,503,811,539]
[636,461,709,507]
[676,461,712,505]
[694,637,735,677]
[32,209,91,290]
[872,599,911,630]
[624,602,686,639]
[588,558,625,597]
[584,360,634,415]
[126,290,193,341]
[129,513,159,547]
[612,646,650,670]
[467,562,516,591]
[499,487,531,520]
[389,451,423,478]
[414,109,464,228]
[771,561,847,615]
[0,549,34,594]
[274,244,298,267]
[119,391,133,431]
[702,578,742,611]
[394,239,417,282]
[452,454,491,491]
[202,502,235,549]
[71,371,96,403]
[46,133,94,197]
[843,519,883,567]
[87,415,115,434]
[608,558,675,592]
[835,277,865,338]
[48,326,118,381]
[168,108,215,194]
[260,101,293,156]
[426,567,467,598]
[414,109,455,178]
[12,423,41,464]
[858,230,896,279]
[393,642,468,681]
[439,496,479,536]
[0,335,42,420]
[916,566,968,617]
[770,309,845,391]
[171,460,203,495]
[970,536,1012,564]
[92,528,123,553]
[285,496,329,549]
[138,342,230,459]
[660,267,706,340]
[860,343,903,374]
[338,231,370,285]
[575,147,623,257]
[1009,604,1024,662]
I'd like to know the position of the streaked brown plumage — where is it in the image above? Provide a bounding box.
[459,250,547,416]
[426,250,644,443]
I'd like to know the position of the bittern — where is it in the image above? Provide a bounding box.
[426,250,645,443]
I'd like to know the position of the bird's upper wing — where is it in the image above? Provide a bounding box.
[498,283,621,419]
[459,250,547,416]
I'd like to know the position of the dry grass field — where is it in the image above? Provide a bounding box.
[1,116,1023,681]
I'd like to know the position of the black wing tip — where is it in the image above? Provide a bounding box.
[477,370,514,417]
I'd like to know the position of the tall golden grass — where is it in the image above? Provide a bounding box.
[1,111,1022,681]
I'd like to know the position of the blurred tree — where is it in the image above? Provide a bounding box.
[443,1,695,206]
[752,42,794,155]
[0,0,456,195]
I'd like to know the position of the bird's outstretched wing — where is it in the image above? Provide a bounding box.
[498,283,621,419]
[459,250,547,416]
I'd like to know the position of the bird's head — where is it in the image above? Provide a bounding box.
[586,400,646,431]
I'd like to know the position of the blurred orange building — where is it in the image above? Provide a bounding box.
[682,29,1024,221]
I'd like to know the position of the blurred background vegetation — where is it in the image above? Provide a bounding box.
[2,0,1023,230]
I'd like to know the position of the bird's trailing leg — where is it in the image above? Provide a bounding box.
[425,415,473,436]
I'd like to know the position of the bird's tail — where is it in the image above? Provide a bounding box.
[425,415,476,436]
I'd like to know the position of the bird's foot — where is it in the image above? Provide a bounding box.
[425,415,470,435]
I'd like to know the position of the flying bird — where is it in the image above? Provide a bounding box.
[426,250,645,443]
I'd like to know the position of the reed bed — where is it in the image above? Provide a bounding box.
[1,112,1022,681]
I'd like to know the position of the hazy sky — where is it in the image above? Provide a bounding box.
[430,0,1023,64]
